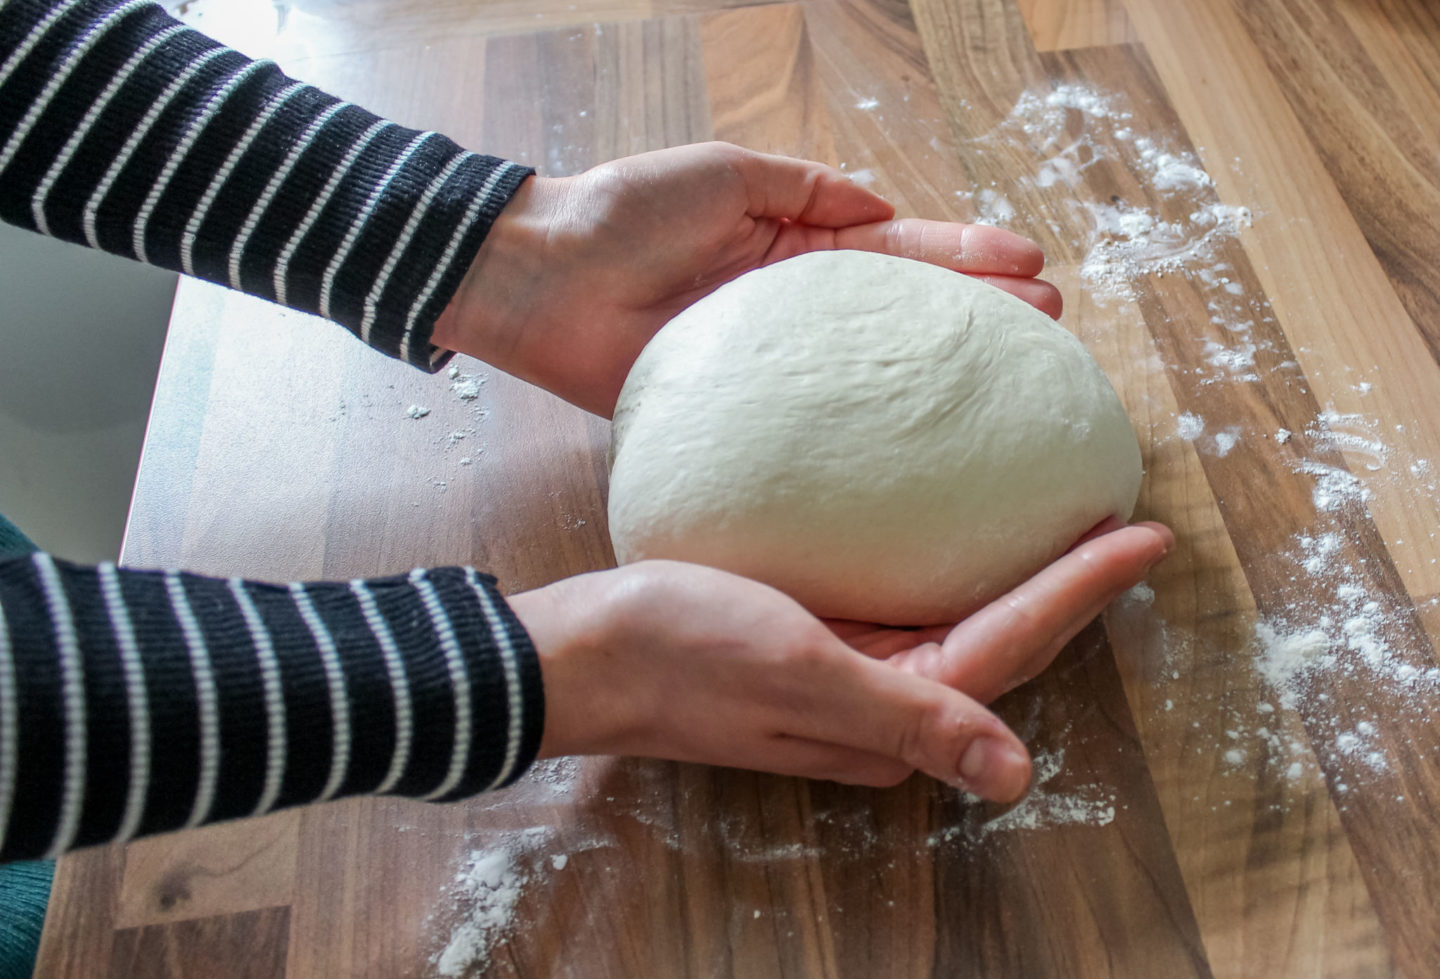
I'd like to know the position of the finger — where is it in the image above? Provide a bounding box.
[833,218,1046,277]
[720,143,897,226]
[923,522,1174,703]
[835,519,1151,662]
[753,736,916,787]
[785,652,1033,801]
[824,618,926,649]
[829,624,939,661]
[1069,515,1124,551]
[977,274,1064,319]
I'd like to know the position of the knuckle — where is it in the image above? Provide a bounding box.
[893,699,950,770]
[883,220,904,253]
[785,623,839,669]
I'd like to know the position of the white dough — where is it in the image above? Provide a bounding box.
[607,250,1142,625]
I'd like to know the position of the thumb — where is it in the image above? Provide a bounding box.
[719,143,896,227]
[792,649,1033,801]
[927,522,1173,704]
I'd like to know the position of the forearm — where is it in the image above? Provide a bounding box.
[0,0,532,369]
[0,554,543,861]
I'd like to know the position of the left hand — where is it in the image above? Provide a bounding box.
[829,518,1158,706]
[511,520,1171,796]
[433,141,1063,417]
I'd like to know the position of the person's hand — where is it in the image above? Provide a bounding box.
[508,521,1172,801]
[433,142,1063,417]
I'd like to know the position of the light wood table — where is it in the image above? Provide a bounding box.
[37,0,1440,974]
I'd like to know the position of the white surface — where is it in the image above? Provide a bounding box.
[0,221,175,562]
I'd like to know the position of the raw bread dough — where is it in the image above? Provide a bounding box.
[607,250,1142,625]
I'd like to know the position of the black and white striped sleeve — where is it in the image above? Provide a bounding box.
[0,0,533,370]
[0,555,544,861]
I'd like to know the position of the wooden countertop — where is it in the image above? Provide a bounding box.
[37,0,1440,975]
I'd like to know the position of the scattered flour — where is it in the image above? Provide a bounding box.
[1212,428,1241,458]
[435,849,528,978]
[1176,411,1205,441]
[973,187,1016,225]
[451,372,484,401]
[957,747,1116,840]
[1202,338,1258,381]
[1255,531,1440,708]
[1121,582,1155,605]
[1255,622,1332,706]
[958,82,1258,308]
[1296,461,1371,512]
[1308,410,1387,471]
[1138,140,1214,192]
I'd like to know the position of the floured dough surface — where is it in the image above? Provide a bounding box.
[607,250,1142,625]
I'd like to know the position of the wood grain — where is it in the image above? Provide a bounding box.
[1116,0,1440,657]
[1076,253,1395,976]
[37,0,1440,974]
[34,847,124,978]
[107,907,290,979]
[1232,0,1440,365]
[114,814,297,928]
[700,4,835,163]
[1015,0,1141,50]
[931,623,1209,977]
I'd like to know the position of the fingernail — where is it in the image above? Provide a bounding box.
[1156,527,1177,558]
[958,738,1031,802]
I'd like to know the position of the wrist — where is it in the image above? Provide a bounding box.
[509,570,638,760]
[431,174,559,361]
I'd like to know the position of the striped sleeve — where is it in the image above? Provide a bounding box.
[0,0,533,370]
[0,555,545,862]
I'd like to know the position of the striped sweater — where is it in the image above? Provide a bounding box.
[0,0,545,860]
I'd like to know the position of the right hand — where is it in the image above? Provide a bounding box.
[508,521,1172,802]
[433,142,1061,418]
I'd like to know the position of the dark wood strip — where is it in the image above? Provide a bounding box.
[934,623,1211,977]
[106,906,290,979]
[1234,0,1440,368]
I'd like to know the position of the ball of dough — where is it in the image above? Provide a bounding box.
[607,250,1142,626]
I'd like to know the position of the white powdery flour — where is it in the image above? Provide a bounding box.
[1255,532,1440,711]
[960,82,1254,307]
[1179,414,1440,794]
[952,86,1440,800]
[969,747,1117,838]
[434,849,529,977]
[928,745,1117,846]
